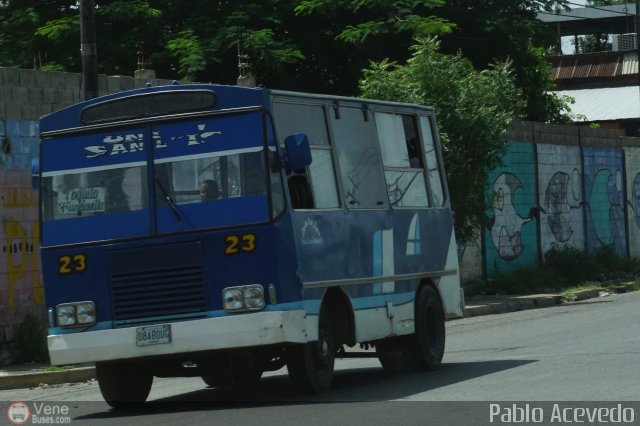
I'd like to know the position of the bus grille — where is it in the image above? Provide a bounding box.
[108,242,208,327]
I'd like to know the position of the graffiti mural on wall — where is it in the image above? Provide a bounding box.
[537,144,584,255]
[485,173,535,260]
[483,142,539,277]
[624,147,640,258]
[582,147,626,256]
[544,170,581,242]
[0,170,43,343]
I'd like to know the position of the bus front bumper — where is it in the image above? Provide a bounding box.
[48,310,314,365]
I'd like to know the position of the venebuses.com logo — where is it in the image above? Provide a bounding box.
[6,401,71,424]
[7,402,30,425]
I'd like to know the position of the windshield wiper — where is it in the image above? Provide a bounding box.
[155,178,182,221]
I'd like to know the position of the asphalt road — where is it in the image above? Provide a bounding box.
[2,291,640,425]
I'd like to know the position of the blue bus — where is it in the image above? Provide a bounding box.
[39,83,464,407]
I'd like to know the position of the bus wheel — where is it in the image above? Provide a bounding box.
[96,361,153,409]
[376,286,445,372]
[286,306,335,393]
[414,285,445,370]
[202,367,263,387]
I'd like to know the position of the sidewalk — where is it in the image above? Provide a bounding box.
[0,286,633,391]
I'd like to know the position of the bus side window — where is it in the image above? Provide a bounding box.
[419,116,445,207]
[274,102,340,210]
[375,112,429,208]
[331,107,388,209]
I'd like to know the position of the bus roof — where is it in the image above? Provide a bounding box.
[40,84,267,134]
[40,83,436,135]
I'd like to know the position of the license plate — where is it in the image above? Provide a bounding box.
[136,324,171,346]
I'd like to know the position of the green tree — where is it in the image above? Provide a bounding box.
[360,38,526,244]
[0,1,306,83]
[431,0,572,122]
[0,1,78,70]
[293,0,572,121]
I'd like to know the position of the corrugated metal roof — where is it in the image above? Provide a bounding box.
[550,51,629,80]
[556,86,640,121]
[622,52,638,74]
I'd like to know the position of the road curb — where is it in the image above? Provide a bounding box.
[0,366,95,390]
[463,294,562,318]
[463,283,637,318]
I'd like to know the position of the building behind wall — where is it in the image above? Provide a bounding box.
[538,3,640,136]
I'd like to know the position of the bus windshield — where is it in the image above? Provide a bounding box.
[40,110,280,246]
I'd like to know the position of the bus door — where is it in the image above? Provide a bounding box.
[40,126,152,246]
[151,111,271,234]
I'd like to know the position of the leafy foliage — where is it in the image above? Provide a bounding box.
[295,0,454,44]
[11,313,49,364]
[360,38,526,244]
[166,30,206,82]
[483,245,640,295]
[0,0,573,122]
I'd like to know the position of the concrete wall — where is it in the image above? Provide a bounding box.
[0,67,172,349]
[624,144,640,258]
[483,142,539,277]
[460,122,640,281]
[582,146,626,256]
[537,143,584,257]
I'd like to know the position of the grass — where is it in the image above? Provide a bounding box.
[40,365,75,372]
[465,246,640,297]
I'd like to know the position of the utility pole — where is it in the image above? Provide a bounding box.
[79,0,98,100]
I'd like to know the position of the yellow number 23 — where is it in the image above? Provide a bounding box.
[225,234,256,255]
[59,254,87,275]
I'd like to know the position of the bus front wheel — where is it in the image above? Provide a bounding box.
[96,361,153,409]
[286,305,335,393]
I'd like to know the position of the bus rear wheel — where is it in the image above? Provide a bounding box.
[286,306,335,394]
[96,361,153,409]
[414,285,445,370]
[376,285,445,372]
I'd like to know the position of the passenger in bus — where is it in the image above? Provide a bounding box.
[199,179,220,201]
[287,168,314,209]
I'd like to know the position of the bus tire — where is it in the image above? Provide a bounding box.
[414,285,445,370]
[376,285,445,372]
[286,305,335,394]
[96,361,153,409]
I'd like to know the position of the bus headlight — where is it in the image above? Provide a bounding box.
[222,285,265,312]
[243,286,265,310]
[55,301,97,327]
[56,304,77,327]
[222,288,243,311]
[76,302,97,325]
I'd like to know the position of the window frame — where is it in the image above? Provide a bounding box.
[372,108,432,210]
[272,98,343,211]
[417,113,449,208]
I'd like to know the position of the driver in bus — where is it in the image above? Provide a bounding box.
[199,179,220,202]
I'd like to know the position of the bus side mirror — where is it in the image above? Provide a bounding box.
[284,134,312,169]
[31,157,39,190]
